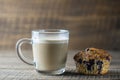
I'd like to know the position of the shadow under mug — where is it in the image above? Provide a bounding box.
[16,29,69,75]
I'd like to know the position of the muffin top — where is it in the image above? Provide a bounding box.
[74,48,112,62]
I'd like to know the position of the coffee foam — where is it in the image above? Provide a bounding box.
[32,36,68,43]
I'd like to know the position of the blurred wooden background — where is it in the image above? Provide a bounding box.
[0,0,120,50]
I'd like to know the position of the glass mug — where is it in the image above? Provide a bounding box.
[16,29,69,75]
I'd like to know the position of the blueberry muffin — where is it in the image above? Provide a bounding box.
[74,48,112,75]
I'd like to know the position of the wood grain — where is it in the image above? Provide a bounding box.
[0,0,120,50]
[0,50,120,80]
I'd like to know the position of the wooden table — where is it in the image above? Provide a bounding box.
[0,50,120,80]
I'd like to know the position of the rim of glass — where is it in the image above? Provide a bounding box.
[32,29,69,34]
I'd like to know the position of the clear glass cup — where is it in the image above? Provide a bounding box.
[16,29,69,75]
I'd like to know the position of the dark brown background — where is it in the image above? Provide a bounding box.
[0,0,120,50]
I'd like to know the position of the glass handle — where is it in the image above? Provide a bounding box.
[16,38,34,65]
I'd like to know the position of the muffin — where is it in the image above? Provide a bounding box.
[73,48,112,75]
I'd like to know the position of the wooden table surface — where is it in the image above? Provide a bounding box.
[0,50,120,80]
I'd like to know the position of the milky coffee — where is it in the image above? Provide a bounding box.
[32,38,68,71]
